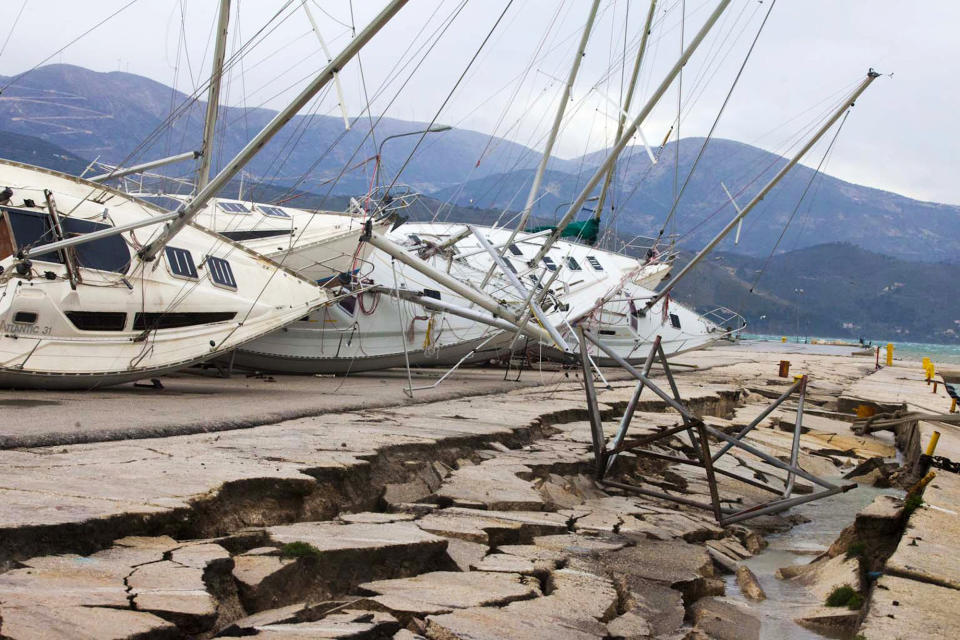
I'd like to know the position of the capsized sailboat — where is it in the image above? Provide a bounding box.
[0,160,326,388]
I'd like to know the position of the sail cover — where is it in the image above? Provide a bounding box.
[528,217,600,245]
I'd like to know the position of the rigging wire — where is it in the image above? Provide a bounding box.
[654,0,776,244]
[0,0,143,94]
[385,0,516,194]
[0,0,28,60]
[749,109,850,292]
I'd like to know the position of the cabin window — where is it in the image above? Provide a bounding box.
[586,256,603,271]
[338,296,357,316]
[542,256,557,272]
[257,205,290,218]
[66,311,126,331]
[220,229,292,241]
[218,202,250,214]
[670,313,681,329]
[136,195,182,211]
[206,256,237,290]
[566,256,582,271]
[164,246,198,279]
[133,311,236,331]
[508,244,523,256]
[503,258,517,274]
[13,311,37,324]
[2,207,130,273]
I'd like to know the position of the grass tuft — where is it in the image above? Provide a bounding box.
[279,541,323,560]
[903,494,924,517]
[825,584,858,607]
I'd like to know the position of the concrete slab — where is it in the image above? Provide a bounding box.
[858,575,960,640]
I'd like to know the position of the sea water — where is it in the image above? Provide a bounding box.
[742,333,960,365]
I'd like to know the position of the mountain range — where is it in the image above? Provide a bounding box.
[0,65,957,343]
[1,65,958,264]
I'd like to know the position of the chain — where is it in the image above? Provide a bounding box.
[921,454,960,474]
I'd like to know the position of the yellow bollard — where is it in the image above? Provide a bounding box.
[781,336,787,343]
[925,431,941,456]
[885,343,894,366]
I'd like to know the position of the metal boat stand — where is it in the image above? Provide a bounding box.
[575,326,856,525]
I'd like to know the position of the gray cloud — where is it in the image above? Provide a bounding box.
[0,1,956,204]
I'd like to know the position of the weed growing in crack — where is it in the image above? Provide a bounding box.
[825,584,862,609]
[903,494,923,517]
[280,541,323,560]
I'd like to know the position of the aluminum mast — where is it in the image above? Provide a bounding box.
[528,0,731,268]
[22,0,410,261]
[138,0,409,261]
[592,0,658,222]
[645,69,880,310]
[196,0,232,191]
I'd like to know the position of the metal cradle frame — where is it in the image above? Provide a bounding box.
[576,326,856,525]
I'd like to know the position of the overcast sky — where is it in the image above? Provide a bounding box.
[1,1,958,205]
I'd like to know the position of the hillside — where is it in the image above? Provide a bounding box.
[0,65,957,262]
[438,137,960,263]
[0,131,89,175]
[0,64,571,196]
[670,243,960,344]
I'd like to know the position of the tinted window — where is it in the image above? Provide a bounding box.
[165,246,198,279]
[508,244,523,256]
[218,202,250,214]
[4,207,130,274]
[257,205,290,218]
[566,256,582,271]
[206,256,237,289]
[586,256,603,271]
[542,256,557,272]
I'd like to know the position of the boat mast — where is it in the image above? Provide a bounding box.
[528,0,731,268]
[138,0,409,261]
[301,0,351,130]
[197,0,232,191]
[23,0,409,262]
[645,69,881,310]
[482,0,601,287]
[592,0,657,223]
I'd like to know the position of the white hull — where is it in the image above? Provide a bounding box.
[225,219,730,374]
[0,161,329,389]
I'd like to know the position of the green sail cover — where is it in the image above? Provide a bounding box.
[528,217,600,245]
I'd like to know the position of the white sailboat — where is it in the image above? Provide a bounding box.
[223,0,737,375]
[0,0,410,388]
[0,161,325,388]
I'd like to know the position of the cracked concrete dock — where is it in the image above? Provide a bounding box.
[0,343,955,639]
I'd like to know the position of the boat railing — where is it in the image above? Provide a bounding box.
[699,306,747,338]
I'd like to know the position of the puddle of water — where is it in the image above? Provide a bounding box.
[724,480,903,639]
[0,399,62,407]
